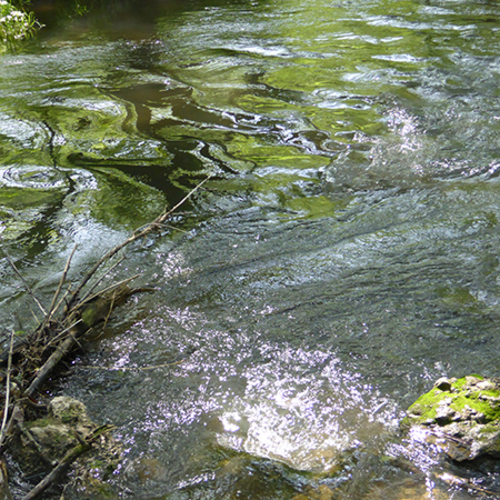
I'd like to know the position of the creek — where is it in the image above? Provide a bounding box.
[1,0,500,498]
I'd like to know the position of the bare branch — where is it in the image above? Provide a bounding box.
[79,255,126,305]
[76,275,140,308]
[24,331,78,398]
[47,245,77,318]
[4,254,47,317]
[0,329,15,447]
[66,174,211,310]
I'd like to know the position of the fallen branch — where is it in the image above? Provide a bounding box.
[66,174,211,312]
[0,175,211,379]
[25,282,140,398]
[0,175,211,498]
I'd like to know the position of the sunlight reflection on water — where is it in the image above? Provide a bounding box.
[124,324,401,474]
[212,349,398,472]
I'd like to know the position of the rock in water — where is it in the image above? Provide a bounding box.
[403,375,500,461]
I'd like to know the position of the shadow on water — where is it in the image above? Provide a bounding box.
[30,0,270,33]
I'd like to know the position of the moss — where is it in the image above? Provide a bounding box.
[25,417,54,429]
[406,388,445,420]
[453,374,484,388]
[452,396,499,421]
[406,376,500,426]
[58,408,84,423]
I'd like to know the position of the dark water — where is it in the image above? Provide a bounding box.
[1,0,500,498]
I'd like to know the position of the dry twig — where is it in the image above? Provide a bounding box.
[4,254,47,317]
[47,245,77,320]
[0,329,15,448]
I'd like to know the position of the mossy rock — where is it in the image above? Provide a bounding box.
[50,396,91,424]
[403,375,500,461]
[11,397,93,475]
[11,396,122,499]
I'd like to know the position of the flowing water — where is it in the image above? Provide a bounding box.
[1,0,500,498]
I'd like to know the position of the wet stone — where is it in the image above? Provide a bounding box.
[403,376,500,461]
[434,398,458,425]
[10,397,122,500]
[476,380,497,391]
[433,378,455,392]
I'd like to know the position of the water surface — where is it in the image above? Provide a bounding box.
[1,0,500,498]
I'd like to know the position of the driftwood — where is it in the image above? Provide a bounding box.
[0,175,211,499]
[24,280,146,398]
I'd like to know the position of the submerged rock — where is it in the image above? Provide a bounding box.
[10,396,122,500]
[403,375,500,461]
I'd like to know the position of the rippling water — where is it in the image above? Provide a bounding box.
[1,0,500,498]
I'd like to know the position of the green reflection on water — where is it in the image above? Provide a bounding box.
[72,167,166,229]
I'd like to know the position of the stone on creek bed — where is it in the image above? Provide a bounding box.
[402,375,500,461]
[10,396,122,500]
